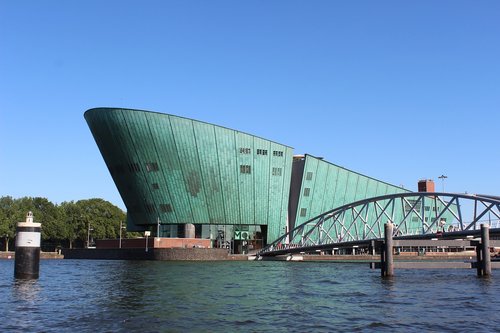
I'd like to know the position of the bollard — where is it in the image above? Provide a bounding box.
[14,212,41,279]
[479,224,491,277]
[382,222,394,277]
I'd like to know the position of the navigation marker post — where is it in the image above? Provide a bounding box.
[14,212,41,279]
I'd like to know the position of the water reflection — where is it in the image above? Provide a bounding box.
[12,279,41,303]
[6,279,43,332]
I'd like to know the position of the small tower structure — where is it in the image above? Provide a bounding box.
[14,211,42,279]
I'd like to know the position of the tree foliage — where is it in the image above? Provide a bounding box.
[0,196,17,251]
[0,196,130,251]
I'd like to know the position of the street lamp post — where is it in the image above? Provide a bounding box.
[119,221,126,248]
[144,231,151,252]
[438,174,448,192]
[87,222,93,248]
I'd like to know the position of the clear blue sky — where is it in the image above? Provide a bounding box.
[1,1,499,211]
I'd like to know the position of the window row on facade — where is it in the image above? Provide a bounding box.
[239,147,284,157]
[110,162,160,175]
[111,157,286,177]
[141,166,286,192]
[143,203,174,214]
[404,201,439,213]
[240,165,283,176]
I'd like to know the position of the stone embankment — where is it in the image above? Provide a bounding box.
[62,248,248,260]
[0,251,63,260]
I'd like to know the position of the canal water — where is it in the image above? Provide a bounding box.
[1,259,499,332]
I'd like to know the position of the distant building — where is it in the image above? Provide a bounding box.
[85,108,413,253]
[418,179,435,192]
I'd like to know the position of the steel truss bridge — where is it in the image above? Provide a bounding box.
[258,193,500,257]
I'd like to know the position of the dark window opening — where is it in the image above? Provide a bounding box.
[145,204,156,213]
[306,172,313,180]
[146,162,159,172]
[272,167,282,176]
[304,188,310,196]
[128,163,140,173]
[160,204,173,213]
[240,165,251,174]
[300,208,307,217]
[273,150,283,157]
[239,147,251,154]
[257,149,268,156]
[152,183,159,190]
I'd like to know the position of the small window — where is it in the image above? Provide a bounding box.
[306,172,313,180]
[425,206,430,211]
[146,162,159,172]
[160,204,173,213]
[304,188,310,197]
[412,216,419,222]
[128,163,140,173]
[145,203,156,213]
[257,149,268,156]
[300,208,307,217]
[240,165,251,174]
[273,150,283,157]
[239,147,251,154]
[152,183,159,190]
[272,167,282,176]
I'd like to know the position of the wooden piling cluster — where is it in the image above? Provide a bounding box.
[380,223,494,277]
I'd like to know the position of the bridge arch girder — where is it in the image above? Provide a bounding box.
[259,193,500,256]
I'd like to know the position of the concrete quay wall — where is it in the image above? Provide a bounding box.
[62,248,232,261]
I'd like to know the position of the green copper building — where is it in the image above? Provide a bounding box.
[288,154,409,232]
[85,108,409,253]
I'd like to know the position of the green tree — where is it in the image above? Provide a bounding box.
[0,196,128,250]
[0,196,16,251]
[59,201,84,249]
[75,198,126,247]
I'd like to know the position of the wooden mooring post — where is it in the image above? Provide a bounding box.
[375,222,495,277]
[477,224,491,277]
[381,222,394,277]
